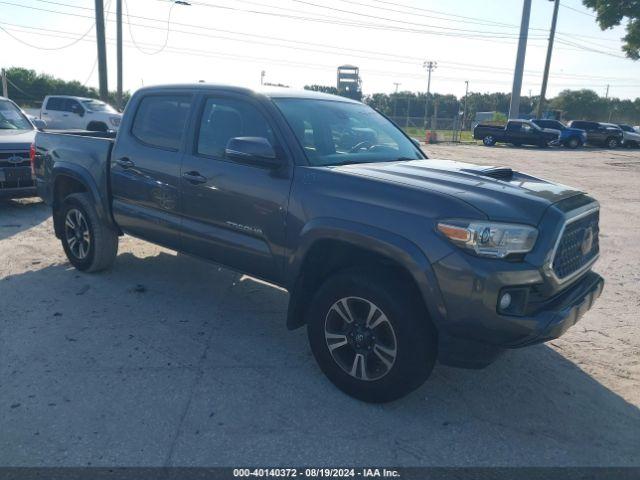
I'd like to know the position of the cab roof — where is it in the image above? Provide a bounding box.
[134,83,361,104]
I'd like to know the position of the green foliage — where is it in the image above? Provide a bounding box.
[583,0,640,60]
[4,67,131,109]
[492,111,508,123]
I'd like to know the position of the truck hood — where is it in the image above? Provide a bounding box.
[330,159,583,225]
[0,129,35,150]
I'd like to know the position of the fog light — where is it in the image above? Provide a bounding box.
[499,292,512,310]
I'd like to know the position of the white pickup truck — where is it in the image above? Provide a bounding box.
[40,95,122,132]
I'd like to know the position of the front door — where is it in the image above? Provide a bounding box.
[110,93,194,250]
[179,95,292,283]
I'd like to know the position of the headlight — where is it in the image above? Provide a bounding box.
[437,220,538,258]
[109,116,121,126]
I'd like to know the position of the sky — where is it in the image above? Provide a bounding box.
[1,0,639,100]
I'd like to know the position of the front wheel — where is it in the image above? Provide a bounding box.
[606,137,620,149]
[482,135,496,146]
[307,268,437,403]
[564,137,581,149]
[60,193,118,272]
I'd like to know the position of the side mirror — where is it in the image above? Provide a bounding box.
[225,137,282,168]
[32,118,47,130]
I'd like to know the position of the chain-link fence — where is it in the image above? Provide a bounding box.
[388,116,474,143]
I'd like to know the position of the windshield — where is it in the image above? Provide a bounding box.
[81,99,116,113]
[0,100,33,130]
[540,120,564,130]
[619,125,633,132]
[273,98,424,166]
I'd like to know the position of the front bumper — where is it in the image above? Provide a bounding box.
[0,186,37,199]
[432,250,604,365]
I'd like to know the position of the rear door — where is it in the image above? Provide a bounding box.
[110,93,194,250]
[179,93,292,283]
[41,97,65,128]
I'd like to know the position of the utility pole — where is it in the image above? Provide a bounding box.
[536,0,560,119]
[261,70,266,85]
[462,80,469,131]
[116,0,123,110]
[1,69,7,98]
[95,0,108,101]
[423,60,437,129]
[392,82,400,118]
[605,84,610,99]
[509,0,531,119]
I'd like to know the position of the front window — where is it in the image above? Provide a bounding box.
[0,100,32,130]
[273,99,423,166]
[81,99,116,113]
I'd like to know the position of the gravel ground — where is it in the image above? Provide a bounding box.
[0,143,639,466]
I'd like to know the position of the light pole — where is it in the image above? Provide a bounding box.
[462,80,469,131]
[536,0,560,119]
[423,60,437,129]
[393,82,400,118]
[509,0,532,119]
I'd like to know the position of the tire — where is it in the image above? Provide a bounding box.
[482,135,496,146]
[538,139,549,148]
[564,137,581,149]
[606,137,619,149]
[307,268,437,403]
[60,193,118,272]
[86,121,108,132]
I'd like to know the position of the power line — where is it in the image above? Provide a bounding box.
[123,0,178,55]
[3,22,637,92]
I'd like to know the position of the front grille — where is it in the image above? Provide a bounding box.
[552,208,599,281]
[0,150,30,168]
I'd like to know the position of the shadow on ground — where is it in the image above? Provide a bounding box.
[0,198,50,241]
[1,250,639,466]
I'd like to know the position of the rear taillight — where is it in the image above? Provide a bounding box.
[29,143,36,175]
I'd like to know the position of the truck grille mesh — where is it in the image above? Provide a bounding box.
[552,209,599,280]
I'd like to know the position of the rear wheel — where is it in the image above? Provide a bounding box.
[482,135,496,146]
[86,121,108,132]
[606,137,620,149]
[60,193,118,272]
[307,268,437,403]
[564,137,581,149]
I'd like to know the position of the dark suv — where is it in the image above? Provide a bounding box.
[568,120,623,148]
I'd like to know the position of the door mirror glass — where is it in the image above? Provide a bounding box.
[32,118,47,130]
[225,137,281,168]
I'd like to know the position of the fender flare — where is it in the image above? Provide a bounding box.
[285,217,448,330]
[51,162,116,235]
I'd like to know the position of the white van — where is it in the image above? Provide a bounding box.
[40,96,122,131]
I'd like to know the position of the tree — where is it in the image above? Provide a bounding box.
[582,0,640,60]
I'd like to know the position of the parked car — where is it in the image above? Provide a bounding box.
[34,84,604,402]
[617,124,640,148]
[531,119,586,149]
[0,97,41,199]
[567,120,623,148]
[473,119,560,147]
[39,95,122,132]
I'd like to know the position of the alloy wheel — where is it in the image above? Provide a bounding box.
[64,208,91,260]
[324,296,398,381]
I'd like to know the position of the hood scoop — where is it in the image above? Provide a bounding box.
[461,166,514,181]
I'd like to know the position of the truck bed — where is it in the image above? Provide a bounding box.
[34,130,115,219]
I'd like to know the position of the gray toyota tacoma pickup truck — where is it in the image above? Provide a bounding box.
[34,84,604,402]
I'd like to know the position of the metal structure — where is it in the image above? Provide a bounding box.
[423,60,437,128]
[536,0,560,119]
[336,65,362,100]
[509,0,532,119]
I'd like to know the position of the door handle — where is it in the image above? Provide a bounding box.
[116,157,135,169]
[182,171,207,184]
[42,112,48,115]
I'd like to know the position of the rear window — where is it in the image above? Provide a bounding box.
[131,95,192,150]
[46,97,65,111]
